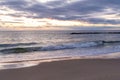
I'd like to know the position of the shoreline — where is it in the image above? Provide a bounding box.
[1,51,120,70]
[0,59,120,80]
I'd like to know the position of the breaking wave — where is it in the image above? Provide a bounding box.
[0,40,120,54]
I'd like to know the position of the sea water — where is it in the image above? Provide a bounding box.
[0,30,120,69]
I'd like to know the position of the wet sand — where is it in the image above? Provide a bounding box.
[0,59,120,80]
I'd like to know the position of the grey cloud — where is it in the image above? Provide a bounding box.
[86,18,120,24]
[1,0,120,24]
[0,0,27,8]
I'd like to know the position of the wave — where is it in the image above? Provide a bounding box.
[0,42,37,47]
[0,41,103,54]
[1,40,120,54]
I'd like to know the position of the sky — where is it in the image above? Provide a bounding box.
[0,0,120,30]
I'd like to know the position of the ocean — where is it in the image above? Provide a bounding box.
[0,30,120,69]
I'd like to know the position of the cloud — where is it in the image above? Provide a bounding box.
[1,0,120,26]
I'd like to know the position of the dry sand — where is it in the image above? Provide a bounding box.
[0,59,120,80]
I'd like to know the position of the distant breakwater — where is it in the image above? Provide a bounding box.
[70,32,120,34]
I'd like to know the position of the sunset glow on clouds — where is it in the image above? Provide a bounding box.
[0,0,120,30]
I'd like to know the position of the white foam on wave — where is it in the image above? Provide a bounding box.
[0,41,104,54]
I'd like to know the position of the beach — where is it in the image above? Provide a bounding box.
[0,59,120,80]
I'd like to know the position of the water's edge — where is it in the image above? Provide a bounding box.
[0,52,120,70]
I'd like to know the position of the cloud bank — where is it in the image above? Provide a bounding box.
[0,0,120,29]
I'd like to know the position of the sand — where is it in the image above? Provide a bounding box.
[0,59,120,80]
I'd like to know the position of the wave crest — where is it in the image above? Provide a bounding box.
[0,41,104,54]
